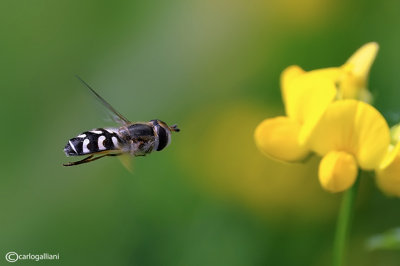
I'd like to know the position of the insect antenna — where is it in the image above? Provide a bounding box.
[169,124,180,132]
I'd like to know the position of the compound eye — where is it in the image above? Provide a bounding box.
[156,125,170,151]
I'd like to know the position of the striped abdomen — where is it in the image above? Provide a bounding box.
[64,128,124,156]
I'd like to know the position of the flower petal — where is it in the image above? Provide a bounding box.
[280,66,338,146]
[296,72,338,145]
[254,116,309,162]
[309,100,390,170]
[281,66,338,122]
[379,142,400,170]
[280,65,305,118]
[344,42,379,81]
[339,42,379,102]
[376,151,400,197]
[390,124,400,145]
[319,151,358,193]
[380,125,400,169]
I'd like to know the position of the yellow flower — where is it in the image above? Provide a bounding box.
[254,66,336,161]
[319,151,358,193]
[338,42,379,102]
[255,42,379,162]
[254,116,310,161]
[308,100,390,192]
[376,125,400,196]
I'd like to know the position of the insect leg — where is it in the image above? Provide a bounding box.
[63,155,95,166]
[63,153,122,166]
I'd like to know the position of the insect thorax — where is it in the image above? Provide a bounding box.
[123,123,157,156]
[124,121,171,153]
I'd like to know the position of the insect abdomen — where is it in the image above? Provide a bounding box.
[64,128,123,156]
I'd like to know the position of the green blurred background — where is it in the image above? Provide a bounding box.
[1,0,399,265]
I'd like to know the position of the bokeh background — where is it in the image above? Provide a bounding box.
[1,0,399,265]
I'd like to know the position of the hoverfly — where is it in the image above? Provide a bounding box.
[63,76,180,167]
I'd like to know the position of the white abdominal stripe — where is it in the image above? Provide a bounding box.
[97,135,106,150]
[64,128,122,156]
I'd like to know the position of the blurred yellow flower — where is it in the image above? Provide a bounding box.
[255,42,379,163]
[254,116,309,161]
[254,42,397,194]
[338,42,379,102]
[255,65,337,162]
[319,151,358,193]
[376,125,400,196]
[309,100,390,192]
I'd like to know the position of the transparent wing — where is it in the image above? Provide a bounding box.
[118,153,134,173]
[75,75,131,125]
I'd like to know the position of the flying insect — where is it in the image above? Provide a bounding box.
[63,77,180,166]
